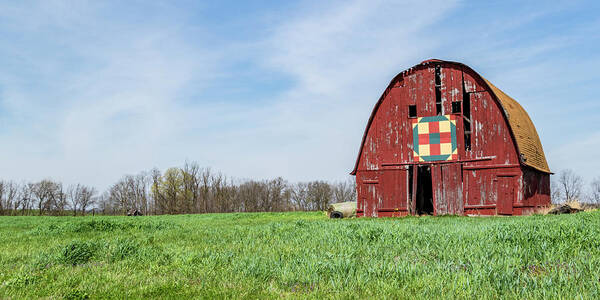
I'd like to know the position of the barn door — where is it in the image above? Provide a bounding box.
[497,176,515,215]
[440,164,464,215]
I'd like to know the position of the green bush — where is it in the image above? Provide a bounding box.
[110,238,140,261]
[61,241,97,265]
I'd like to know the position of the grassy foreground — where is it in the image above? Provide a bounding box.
[1,212,600,299]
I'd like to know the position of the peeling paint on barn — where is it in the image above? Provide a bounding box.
[351,59,551,217]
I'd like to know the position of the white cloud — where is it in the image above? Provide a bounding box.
[209,0,460,182]
[0,2,221,188]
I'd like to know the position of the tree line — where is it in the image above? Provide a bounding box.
[0,161,356,216]
[1,164,598,216]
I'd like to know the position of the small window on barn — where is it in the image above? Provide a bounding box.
[408,105,417,118]
[435,65,443,115]
[452,101,461,114]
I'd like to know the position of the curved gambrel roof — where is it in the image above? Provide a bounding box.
[351,59,551,175]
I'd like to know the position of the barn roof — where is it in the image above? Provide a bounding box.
[351,59,551,175]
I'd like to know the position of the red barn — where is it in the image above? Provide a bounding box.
[351,59,551,217]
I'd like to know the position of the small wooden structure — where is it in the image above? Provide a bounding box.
[351,59,551,217]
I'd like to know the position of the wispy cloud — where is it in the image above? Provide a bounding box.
[0,2,221,187]
[211,0,460,182]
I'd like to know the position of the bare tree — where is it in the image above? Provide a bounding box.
[550,177,563,204]
[31,180,62,215]
[68,184,79,216]
[558,169,583,202]
[97,191,111,215]
[3,182,20,216]
[78,185,96,215]
[108,180,129,215]
[150,168,163,214]
[20,183,32,215]
[590,177,600,204]
[237,180,264,212]
[332,178,356,203]
[53,183,68,215]
[291,182,309,210]
[200,168,212,213]
[307,181,333,211]
[181,161,200,213]
[0,181,7,215]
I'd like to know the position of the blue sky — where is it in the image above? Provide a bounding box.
[0,0,599,191]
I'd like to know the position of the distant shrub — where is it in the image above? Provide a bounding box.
[61,241,97,265]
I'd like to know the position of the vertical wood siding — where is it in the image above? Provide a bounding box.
[355,62,550,217]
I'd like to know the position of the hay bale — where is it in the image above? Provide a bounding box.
[327,201,357,219]
[127,209,143,216]
[548,204,583,215]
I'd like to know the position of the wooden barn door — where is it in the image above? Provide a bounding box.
[434,164,464,215]
[442,164,463,215]
[497,176,515,215]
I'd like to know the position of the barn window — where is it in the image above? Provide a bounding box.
[408,105,417,118]
[462,90,472,151]
[435,65,443,115]
[452,101,461,114]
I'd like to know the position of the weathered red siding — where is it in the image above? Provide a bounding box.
[353,60,551,217]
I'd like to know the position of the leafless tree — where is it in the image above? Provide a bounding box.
[290,182,309,210]
[20,183,33,215]
[236,180,264,212]
[590,177,600,204]
[150,168,163,214]
[182,161,201,213]
[97,191,111,215]
[108,179,129,215]
[0,181,8,215]
[76,185,96,215]
[68,185,79,216]
[332,178,356,203]
[54,183,68,215]
[550,177,563,204]
[200,168,212,213]
[31,180,63,215]
[0,181,7,215]
[306,181,333,211]
[558,169,583,202]
[3,182,20,215]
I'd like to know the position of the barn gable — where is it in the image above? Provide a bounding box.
[351,59,550,175]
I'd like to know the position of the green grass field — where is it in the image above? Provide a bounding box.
[1,211,599,299]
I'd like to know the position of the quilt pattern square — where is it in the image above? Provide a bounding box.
[412,115,458,162]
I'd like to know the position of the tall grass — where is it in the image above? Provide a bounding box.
[0,211,599,298]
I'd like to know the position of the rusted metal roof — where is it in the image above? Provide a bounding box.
[482,78,551,173]
[351,59,551,174]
